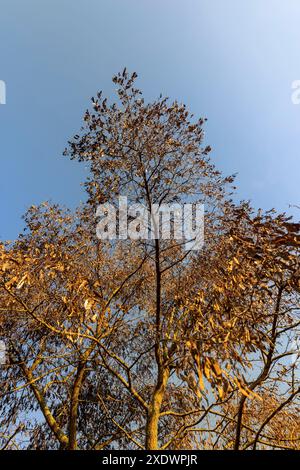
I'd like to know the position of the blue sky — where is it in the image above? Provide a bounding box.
[0,0,300,240]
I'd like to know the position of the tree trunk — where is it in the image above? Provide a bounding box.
[145,368,169,450]
[68,361,86,450]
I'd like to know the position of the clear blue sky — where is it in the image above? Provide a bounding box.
[1,0,300,240]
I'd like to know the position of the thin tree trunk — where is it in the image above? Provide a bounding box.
[145,368,169,449]
[68,361,86,450]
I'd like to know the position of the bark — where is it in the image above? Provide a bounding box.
[68,361,86,450]
[145,367,169,449]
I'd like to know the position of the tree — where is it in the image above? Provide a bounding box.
[0,70,299,450]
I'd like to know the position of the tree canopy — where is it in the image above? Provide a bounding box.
[0,71,299,450]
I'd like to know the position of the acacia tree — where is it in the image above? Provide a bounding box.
[0,70,299,450]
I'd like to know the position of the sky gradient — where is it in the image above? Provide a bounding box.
[0,0,300,240]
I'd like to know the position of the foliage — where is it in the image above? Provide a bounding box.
[0,71,299,450]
